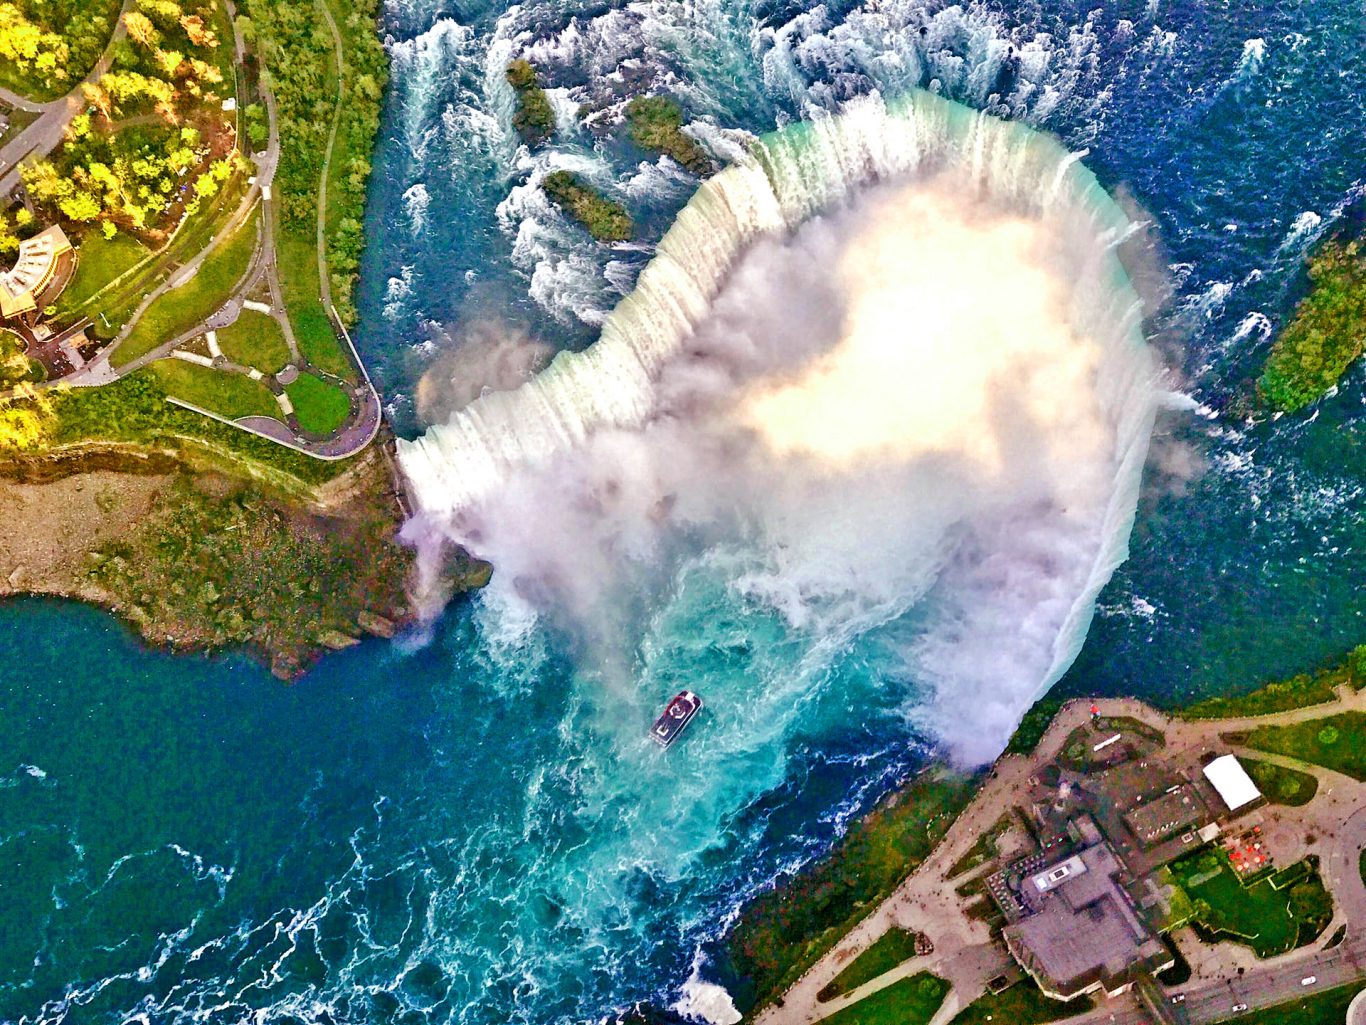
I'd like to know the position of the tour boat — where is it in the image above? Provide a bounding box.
[650,690,702,748]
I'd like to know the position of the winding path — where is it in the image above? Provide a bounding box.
[51,0,382,462]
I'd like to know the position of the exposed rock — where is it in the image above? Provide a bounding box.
[317,628,361,651]
[357,610,396,638]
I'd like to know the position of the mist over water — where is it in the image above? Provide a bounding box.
[400,93,1159,763]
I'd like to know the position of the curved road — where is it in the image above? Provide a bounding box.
[0,0,135,194]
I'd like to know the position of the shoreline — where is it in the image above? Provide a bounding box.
[713,656,1366,1025]
[0,437,488,679]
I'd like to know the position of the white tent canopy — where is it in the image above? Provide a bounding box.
[1202,755,1262,812]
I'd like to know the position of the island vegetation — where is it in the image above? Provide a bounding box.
[625,96,713,175]
[1259,237,1366,411]
[506,58,555,147]
[542,170,632,241]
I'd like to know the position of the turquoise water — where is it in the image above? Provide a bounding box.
[5,0,1366,1022]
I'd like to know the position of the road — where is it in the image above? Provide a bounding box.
[761,690,1366,1025]
[0,0,135,195]
[1071,937,1366,1025]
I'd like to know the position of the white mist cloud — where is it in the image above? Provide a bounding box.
[411,173,1154,763]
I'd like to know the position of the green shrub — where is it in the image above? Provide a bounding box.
[625,96,713,175]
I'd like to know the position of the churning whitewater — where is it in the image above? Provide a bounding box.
[399,91,1159,761]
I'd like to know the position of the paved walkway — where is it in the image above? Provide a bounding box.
[49,0,382,462]
[761,689,1366,1025]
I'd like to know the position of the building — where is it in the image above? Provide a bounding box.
[1002,826,1173,1001]
[1122,783,1207,848]
[1202,755,1263,815]
[0,225,73,322]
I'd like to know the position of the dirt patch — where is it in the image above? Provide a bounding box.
[0,468,174,597]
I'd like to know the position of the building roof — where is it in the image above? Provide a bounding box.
[0,225,72,320]
[1004,842,1169,1000]
[1202,755,1261,812]
[1122,784,1206,847]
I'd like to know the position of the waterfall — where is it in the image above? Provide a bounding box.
[398,89,1158,757]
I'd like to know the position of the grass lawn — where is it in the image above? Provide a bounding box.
[40,372,347,487]
[112,211,260,369]
[818,929,924,1002]
[1241,711,1366,781]
[56,232,153,318]
[276,229,354,380]
[949,978,1089,1025]
[217,310,292,374]
[285,373,351,435]
[1214,981,1363,1024]
[820,973,949,1025]
[149,359,281,421]
[723,772,979,1014]
[1239,757,1318,806]
[1170,850,1331,957]
[1181,647,1365,719]
[83,175,248,341]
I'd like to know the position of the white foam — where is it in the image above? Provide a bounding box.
[401,91,1159,762]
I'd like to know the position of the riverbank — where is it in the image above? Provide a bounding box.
[0,441,489,677]
[715,647,1366,1025]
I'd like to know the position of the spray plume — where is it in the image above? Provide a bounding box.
[399,91,1158,762]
